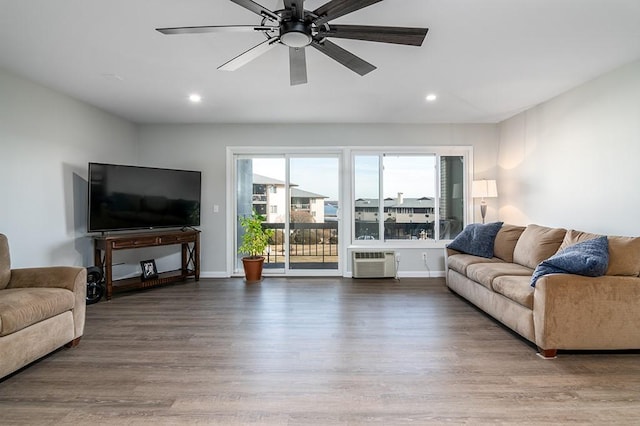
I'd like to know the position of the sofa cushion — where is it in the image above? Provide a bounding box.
[531,236,609,287]
[513,224,566,269]
[0,234,10,290]
[466,262,534,290]
[607,235,640,277]
[559,229,640,277]
[493,224,526,263]
[557,229,599,252]
[492,275,535,309]
[447,254,504,275]
[446,222,504,258]
[0,288,75,336]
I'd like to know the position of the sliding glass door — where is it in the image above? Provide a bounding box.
[234,155,341,275]
[288,157,339,271]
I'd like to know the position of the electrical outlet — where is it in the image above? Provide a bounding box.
[422,252,428,261]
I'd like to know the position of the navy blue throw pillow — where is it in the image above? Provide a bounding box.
[530,236,609,287]
[446,222,504,258]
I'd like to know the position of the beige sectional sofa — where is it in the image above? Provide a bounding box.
[0,234,86,378]
[446,224,640,358]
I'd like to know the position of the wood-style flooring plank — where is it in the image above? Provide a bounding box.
[1,277,639,424]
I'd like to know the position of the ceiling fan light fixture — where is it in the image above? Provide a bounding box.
[280,20,312,48]
[157,0,429,86]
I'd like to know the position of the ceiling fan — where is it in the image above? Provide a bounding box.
[156,0,429,85]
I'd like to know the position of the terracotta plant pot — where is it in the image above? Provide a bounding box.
[242,256,265,283]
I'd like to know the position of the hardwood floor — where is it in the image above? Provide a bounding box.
[2,277,640,425]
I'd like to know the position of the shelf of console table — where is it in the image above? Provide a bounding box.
[93,229,200,300]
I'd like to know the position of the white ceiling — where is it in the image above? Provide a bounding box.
[2,0,640,124]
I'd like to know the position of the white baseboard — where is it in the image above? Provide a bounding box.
[198,271,445,279]
[199,271,231,279]
[397,271,446,278]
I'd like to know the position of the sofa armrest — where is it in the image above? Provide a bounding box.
[8,266,87,339]
[446,247,461,257]
[533,274,640,351]
[8,266,84,291]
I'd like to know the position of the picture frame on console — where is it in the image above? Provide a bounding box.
[140,259,158,281]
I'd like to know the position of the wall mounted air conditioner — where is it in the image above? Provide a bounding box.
[352,251,396,278]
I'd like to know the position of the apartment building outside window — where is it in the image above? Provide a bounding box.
[353,152,467,242]
[231,147,471,276]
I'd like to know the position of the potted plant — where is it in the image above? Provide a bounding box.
[238,210,275,283]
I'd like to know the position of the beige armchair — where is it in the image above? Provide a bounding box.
[0,233,86,378]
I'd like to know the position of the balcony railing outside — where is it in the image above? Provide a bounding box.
[262,222,338,269]
[290,203,311,210]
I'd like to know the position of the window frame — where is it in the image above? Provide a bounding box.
[349,146,473,247]
[226,146,474,275]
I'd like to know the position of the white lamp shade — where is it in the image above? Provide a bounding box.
[472,180,498,198]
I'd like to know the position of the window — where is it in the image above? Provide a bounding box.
[230,146,470,277]
[232,152,341,275]
[439,155,465,239]
[354,156,380,240]
[353,151,468,242]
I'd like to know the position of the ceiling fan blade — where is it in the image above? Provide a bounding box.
[156,25,278,35]
[289,47,308,85]
[318,25,428,46]
[310,39,376,76]
[284,0,305,20]
[313,0,382,26]
[230,0,280,21]
[218,37,280,71]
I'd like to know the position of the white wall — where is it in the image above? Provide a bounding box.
[0,68,137,268]
[9,56,638,278]
[0,68,498,277]
[137,123,499,276]
[498,60,640,236]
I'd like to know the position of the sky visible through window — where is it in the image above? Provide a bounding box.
[382,155,436,199]
[252,158,339,200]
[251,155,436,201]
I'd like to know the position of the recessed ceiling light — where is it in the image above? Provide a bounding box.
[425,93,437,102]
[189,94,202,103]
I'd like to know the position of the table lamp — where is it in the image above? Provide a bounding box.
[472,179,498,224]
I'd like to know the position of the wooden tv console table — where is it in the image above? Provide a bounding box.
[94,229,200,300]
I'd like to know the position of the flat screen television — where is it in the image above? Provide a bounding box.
[88,162,201,232]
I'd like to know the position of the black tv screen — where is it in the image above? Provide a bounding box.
[88,163,201,232]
